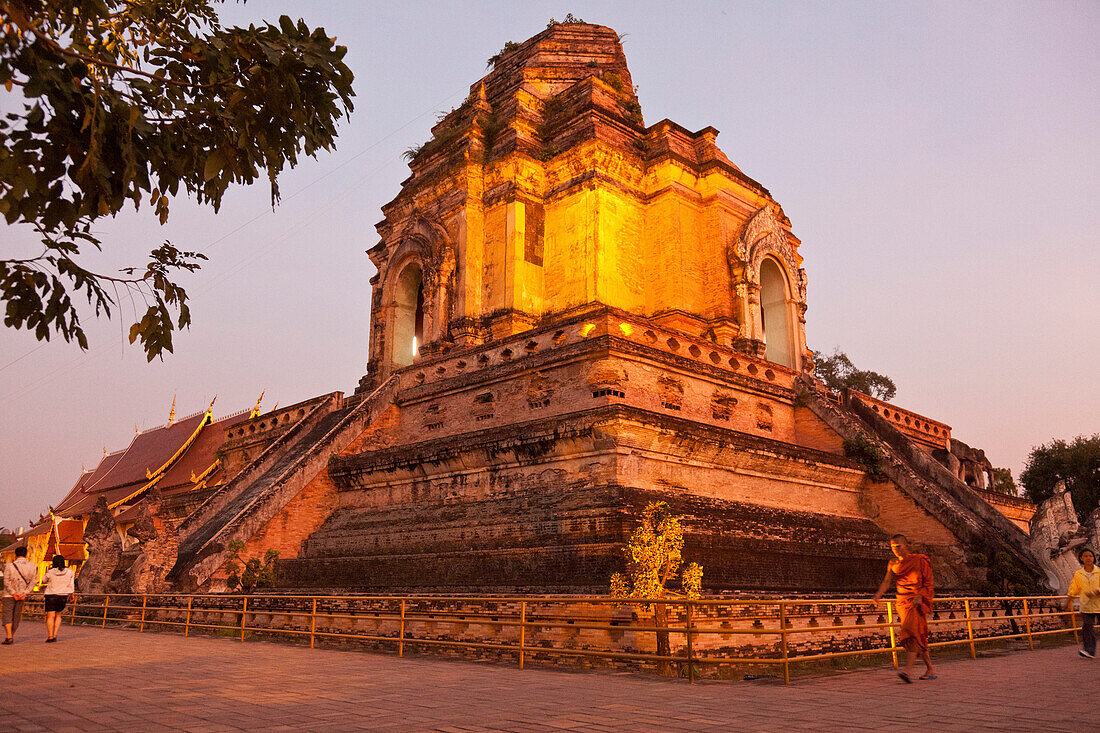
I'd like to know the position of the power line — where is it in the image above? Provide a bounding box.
[0,342,46,373]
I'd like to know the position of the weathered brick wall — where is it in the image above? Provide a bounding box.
[793,405,846,454]
[239,468,338,561]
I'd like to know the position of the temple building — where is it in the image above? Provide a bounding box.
[1,394,327,588]
[6,22,1044,595]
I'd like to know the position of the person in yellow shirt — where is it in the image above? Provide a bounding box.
[1065,547,1099,659]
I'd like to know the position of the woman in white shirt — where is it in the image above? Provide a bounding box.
[42,555,75,643]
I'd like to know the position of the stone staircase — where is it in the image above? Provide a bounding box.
[797,378,1042,578]
[165,378,399,590]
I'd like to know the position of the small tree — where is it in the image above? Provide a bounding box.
[813,348,897,401]
[610,501,703,673]
[972,550,1047,630]
[989,468,1019,497]
[223,540,279,593]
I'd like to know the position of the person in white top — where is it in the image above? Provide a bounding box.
[1065,547,1100,659]
[42,555,76,643]
[3,546,39,645]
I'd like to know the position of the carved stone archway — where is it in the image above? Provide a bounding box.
[368,212,458,382]
[727,204,809,370]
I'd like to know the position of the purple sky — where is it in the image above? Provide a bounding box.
[2,1,1097,532]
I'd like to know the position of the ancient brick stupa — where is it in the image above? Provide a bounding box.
[267,22,1036,592]
[28,22,1040,595]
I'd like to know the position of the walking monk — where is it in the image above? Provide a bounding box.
[873,534,936,682]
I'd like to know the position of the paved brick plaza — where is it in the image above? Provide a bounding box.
[1,621,1095,731]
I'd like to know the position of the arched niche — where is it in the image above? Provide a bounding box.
[759,257,795,369]
[391,260,424,368]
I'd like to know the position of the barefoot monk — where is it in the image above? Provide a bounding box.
[873,533,936,682]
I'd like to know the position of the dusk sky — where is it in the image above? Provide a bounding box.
[2,1,1097,532]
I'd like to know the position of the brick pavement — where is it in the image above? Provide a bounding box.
[0,621,1095,731]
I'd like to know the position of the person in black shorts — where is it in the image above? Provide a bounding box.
[42,555,75,642]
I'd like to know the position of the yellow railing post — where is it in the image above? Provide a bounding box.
[102,594,109,628]
[240,596,248,642]
[140,595,147,632]
[69,593,77,626]
[310,598,317,649]
[1023,599,1033,650]
[184,596,192,637]
[964,599,976,659]
[519,601,526,670]
[685,601,695,684]
[886,600,898,669]
[779,602,790,685]
[398,599,406,657]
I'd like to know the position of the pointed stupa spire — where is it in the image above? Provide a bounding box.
[249,389,265,419]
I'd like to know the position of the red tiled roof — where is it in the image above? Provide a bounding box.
[86,413,207,495]
[52,407,216,517]
[52,453,124,515]
[156,411,250,493]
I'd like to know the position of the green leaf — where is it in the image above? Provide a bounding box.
[0,1,356,359]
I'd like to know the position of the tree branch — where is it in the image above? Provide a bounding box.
[3,4,231,91]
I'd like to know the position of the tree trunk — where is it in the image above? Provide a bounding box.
[654,601,671,676]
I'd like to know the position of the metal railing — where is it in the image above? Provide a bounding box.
[21,593,1079,684]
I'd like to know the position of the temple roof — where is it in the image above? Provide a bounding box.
[51,407,249,518]
[156,411,249,495]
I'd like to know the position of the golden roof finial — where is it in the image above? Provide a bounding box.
[168,393,177,424]
[249,389,265,419]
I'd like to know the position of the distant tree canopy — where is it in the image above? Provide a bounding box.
[989,467,1019,497]
[1020,434,1100,521]
[812,348,897,401]
[0,0,354,359]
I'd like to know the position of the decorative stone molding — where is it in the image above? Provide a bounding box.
[526,371,554,408]
[657,376,684,410]
[730,204,800,283]
[711,389,738,421]
[755,402,774,431]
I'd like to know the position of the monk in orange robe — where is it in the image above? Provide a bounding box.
[873,533,936,682]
